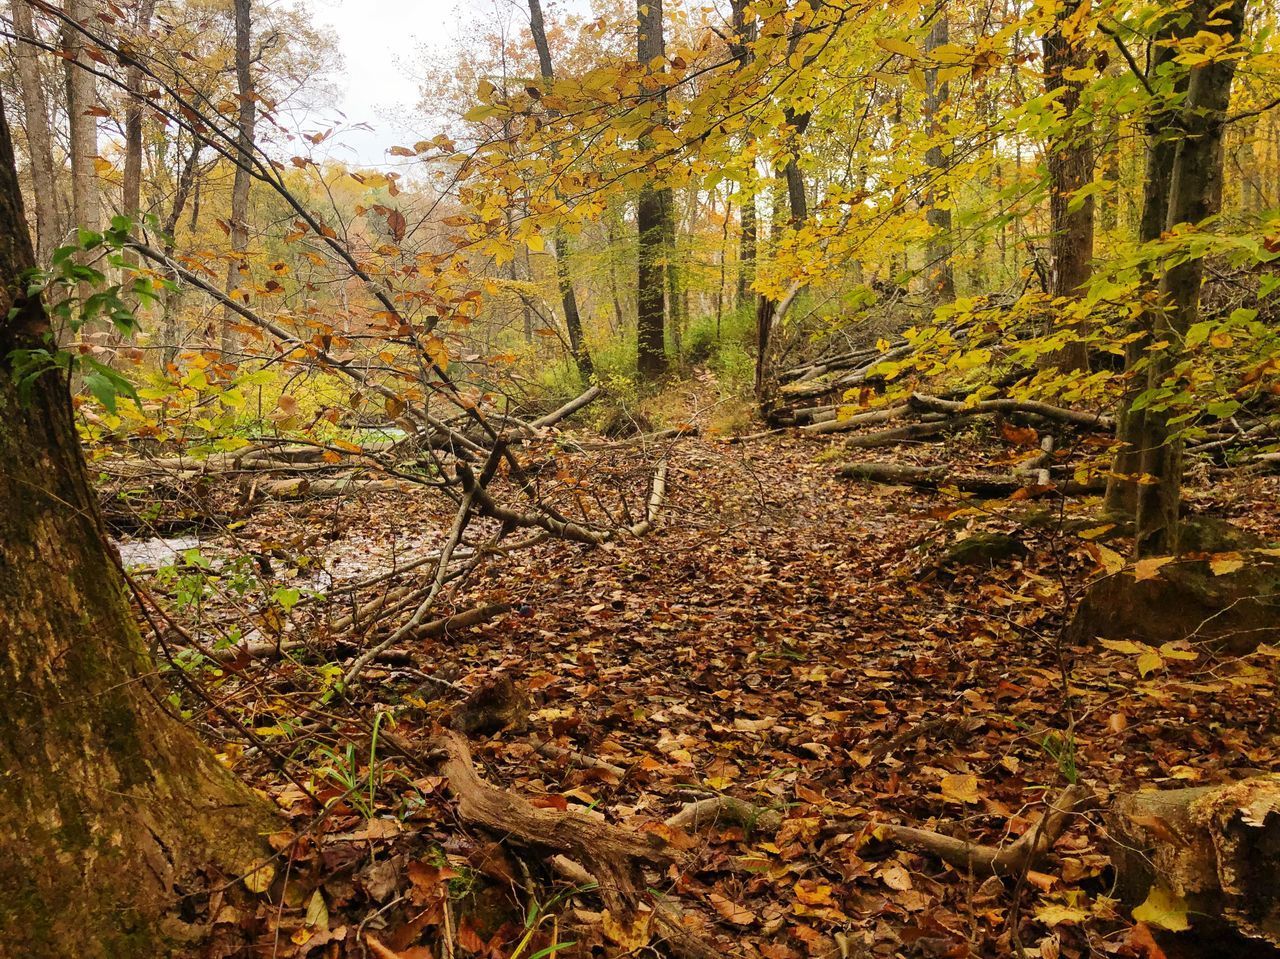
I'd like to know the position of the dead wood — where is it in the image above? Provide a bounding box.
[800,403,914,435]
[1108,776,1280,946]
[668,785,1093,878]
[459,460,669,545]
[838,461,1104,497]
[212,603,510,662]
[531,385,604,429]
[439,731,724,957]
[777,344,915,401]
[665,796,783,834]
[530,736,629,780]
[842,419,965,449]
[907,392,1114,430]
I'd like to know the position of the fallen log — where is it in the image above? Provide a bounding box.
[908,392,1114,430]
[1108,776,1280,947]
[212,603,510,662]
[842,419,968,449]
[531,385,604,429]
[778,344,915,401]
[801,403,913,435]
[838,461,1104,497]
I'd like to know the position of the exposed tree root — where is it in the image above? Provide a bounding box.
[438,731,725,958]
[666,785,1095,878]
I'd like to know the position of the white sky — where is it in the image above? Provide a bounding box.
[287,0,593,169]
[293,0,448,167]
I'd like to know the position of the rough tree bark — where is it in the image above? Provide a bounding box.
[1104,11,1195,517]
[923,7,956,303]
[1040,0,1095,372]
[636,0,668,378]
[526,0,594,380]
[0,93,272,959]
[1134,0,1246,555]
[731,0,758,312]
[158,137,203,365]
[10,0,62,263]
[121,0,157,274]
[63,0,100,309]
[223,0,256,357]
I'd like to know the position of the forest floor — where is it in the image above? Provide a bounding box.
[123,379,1280,959]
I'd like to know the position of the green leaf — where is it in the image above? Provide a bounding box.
[272,587,302,613]
[81,357,139,414]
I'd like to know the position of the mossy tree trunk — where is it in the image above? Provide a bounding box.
[0,93,272,958]
[1104,10,1196,517]
[1133,0,1247,556]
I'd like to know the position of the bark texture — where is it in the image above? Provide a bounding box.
[526,0,594,380]
[635,0,668,378]
[121,0,157,274]
[223,0,256,357]
[63,0,100,309]
[923,10,955,303]
[1040,0,1095,372]
[1134,0,1246,555]
[10,0,62,263]
[0,94,272,958]
[1104,14,1189,516]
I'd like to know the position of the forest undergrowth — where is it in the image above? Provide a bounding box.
[118,378,1280,959]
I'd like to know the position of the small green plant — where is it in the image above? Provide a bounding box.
[10,215,168,413]
[1039,729,1079,784]
[508,881,596,959]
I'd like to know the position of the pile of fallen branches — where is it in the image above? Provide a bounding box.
[768,342,915,426]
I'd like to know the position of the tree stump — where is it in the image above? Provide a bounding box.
[1108,776,1280,948]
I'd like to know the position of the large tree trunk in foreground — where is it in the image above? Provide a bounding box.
[1133,0,1246,556]
[0,94,271,958]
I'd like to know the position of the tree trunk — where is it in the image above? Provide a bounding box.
[1104,12,1195,517]
[121,0,157,275]
[1108,777,1280,948]
[158,137,202,366]
[635,0,667,379]
[737,180,757,310]
[10,0,62,263]
[63,0,99,310]
[223,0,255,358]
[1040,0,1095,372]
[661,186,682,358]
[526,0,594,380]
[923,9,955,303]
[1133,0,1246,556]
[730,0,757,313]
[0,92,271,959]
